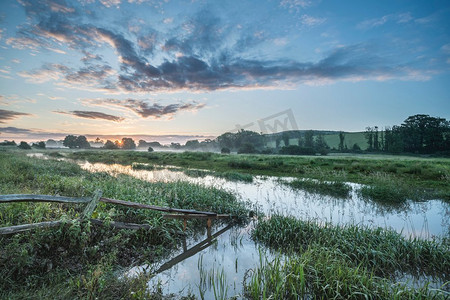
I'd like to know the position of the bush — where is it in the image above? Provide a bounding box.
[18,141,31,150]
[147,147,154,152]
[221,147,230,154]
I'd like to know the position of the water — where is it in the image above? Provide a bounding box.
[77,161,450,298]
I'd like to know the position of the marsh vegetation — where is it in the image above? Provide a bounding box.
[1,148,449,299]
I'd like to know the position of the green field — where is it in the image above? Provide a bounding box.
[1,148,449,299]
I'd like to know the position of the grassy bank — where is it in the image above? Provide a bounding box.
[0,151,249,299]
[249,215,450,299]
[64,150,450,202]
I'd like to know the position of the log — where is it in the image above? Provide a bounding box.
[100,197,217,216]
[162,214,236,220]
[0,194,91,204]
[89,219,153,230]
[0,221,63,235]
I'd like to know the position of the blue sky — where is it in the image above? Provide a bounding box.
[0,0,449,142]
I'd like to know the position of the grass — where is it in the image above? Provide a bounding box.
[249,215,450,299]
[0,150,249,299]
[63,149,450,202]
[283,179,351,198]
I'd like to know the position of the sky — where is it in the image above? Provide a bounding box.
[0,0,449,143]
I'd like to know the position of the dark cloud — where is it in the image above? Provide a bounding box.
[0,126,33,133]
[84,98,205,118]
[0,109,32,123]
[11,0,436,93]
[55,110,124,122]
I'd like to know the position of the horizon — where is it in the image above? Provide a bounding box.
[1,0,449,142]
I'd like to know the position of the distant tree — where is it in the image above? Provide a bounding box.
[46,139,57,147]
[32,141,46,149]
[238,143,258,154]
[315,133,329,155]
[63,135,78,148]
[338,131,345,151]
[148,141,162,148]
[185,139,200,149]
[217,132,235,149]
[304,130,315,149]
[121,138,136,149]
[138,140,150,148]
[351,143,362,153]
[104,140,118,149]
[297,136,304,147]
[275,137,281,148]
[76,136,90,149]
[365,127,374,151]
[18,141,31,149]
[147,146,154,152]
[221,147,231,154]
[170,142,181,149]
[282,132,290,147]
[373,126,379,151]
[0,140,16,146]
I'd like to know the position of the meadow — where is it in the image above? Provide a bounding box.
[0,150,248,299]
[1,148,449,299]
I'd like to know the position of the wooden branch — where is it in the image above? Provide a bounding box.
[89,219,153,230]
[82,190,102,219]
[100,197,217,216]
[0,194,91,204]
[163,214,236,220]
[0,221,63,235]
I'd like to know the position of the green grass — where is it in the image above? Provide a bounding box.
[0,151,249,299]
[64,149,450,202]
[249,215,450,299]
[283,179,351,198]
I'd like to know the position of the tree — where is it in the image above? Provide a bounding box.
[282,132,290,147]
[32,141,46,149]
[63,135,90,148]
[373,126,379,151]
[76,136,90,149]
[365,127,374,151]
[315,133,329,155]
[104,140,118,149]
[121,138,136,149]
[185,140,200,149]
[63,135,77,148]
[18,141,31,149]
[147,146,154,152]
[221,147,231,154]
[338,131,345,151]
[238,143,258,154]
[304,130,315,149]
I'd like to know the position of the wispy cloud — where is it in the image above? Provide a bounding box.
[0,109,32,123]
[55,110,124,122]
[83,98,205,119]
[8,1,444,93]
[357,12,413,29]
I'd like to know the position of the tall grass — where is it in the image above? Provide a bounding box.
[284,179,351,198]
[249,215,449,298]
[0,151,249,299]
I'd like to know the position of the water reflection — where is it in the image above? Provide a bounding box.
[78,161,449,297]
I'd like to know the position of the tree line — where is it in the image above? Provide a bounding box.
[364,114,449,154]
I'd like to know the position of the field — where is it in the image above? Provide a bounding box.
[1,148,449,299]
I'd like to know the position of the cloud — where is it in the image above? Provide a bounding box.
[0,109,32,123]
[10,1,443,93]
[357,12,413,29]
[83,98,205,119]
[0,126,33,134]
[55,110,125,121]
[99,0,121,8]
[300,14,326,26]
[280,0,312,12]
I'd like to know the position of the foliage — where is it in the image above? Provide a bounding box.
[221,147,230,154]
[0,151,249,298]
[147,146,154,152]
[63,135,90,149]
[284,179,351,198]
[249,215,450,298]
[17,141,31,149]
[121,138,136,150]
